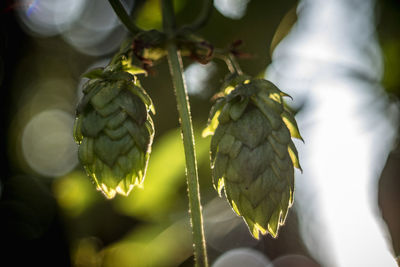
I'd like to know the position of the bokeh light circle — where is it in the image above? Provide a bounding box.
[268,254,320,267]
[204,197,259,252]
[22,109,78,177]
[61,0,129,56]
[17,0,84,36]
[184,62,216,97]
[214,0,250,20]
[212,248,270,267]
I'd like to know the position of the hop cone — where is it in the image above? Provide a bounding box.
[203,76,303,238]
[73,60,155,199]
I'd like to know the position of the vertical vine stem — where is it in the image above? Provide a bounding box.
[162,1,209,266]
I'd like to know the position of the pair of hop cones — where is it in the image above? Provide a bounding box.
[74,57,302,239]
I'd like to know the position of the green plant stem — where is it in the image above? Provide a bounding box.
[181,0,213,32]
[214,49,243,75]
[108,0,141,34]
[227,54,243,75]
[162,1,209,267]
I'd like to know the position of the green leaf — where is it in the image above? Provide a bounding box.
[90,81,123,109]
[117,91,147,124]
[117,154,134,174]
[94,134,132,166]
[282,109,304,141]
[121,58,148,76]
[77,82,103,114]
[267,209,280,238]
[257,89,283,113]
[106,111,128,129]
[123,120,150,152]
[104,126,128,140]
[127,84,155,115]
[202,110,220,138]
[218,134,235,154]
[251,96,281,130]
[229,97,249,121]
[82,67,104,79]
[78,137,94,165]
[212,153,228,188]
[81,110,107,137]
[271,124,291,145]
[105,71,134,81]
[288,140,302,171]
[145,117,155,139]
[229,108,270,149]
[209,122,227,163]
[96,98,120,117]
[73,116,83,144]
[218,103,232,124]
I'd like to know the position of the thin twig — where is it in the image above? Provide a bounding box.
[108,0,142,35]
[180,0,214,32]
[213,48,243,75]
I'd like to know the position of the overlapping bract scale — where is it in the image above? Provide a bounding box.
[203,77,302,238]
[74,69,154,199]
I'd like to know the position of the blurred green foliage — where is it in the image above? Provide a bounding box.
[114,126,210,221]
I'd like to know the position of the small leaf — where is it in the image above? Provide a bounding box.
[212,153,228,188]
[82,68,104,79]
[217,178,225,196]
[209,122,227,163]
[257,90,283,113]
[205,99,224,125]
[271,124,291,145]
[104,126,128,140]
[282,109,304,141]
[218,103,232,124]
[124,120,150,152]
[127,84,155,115]
[73,116,83,144]
[267,210,281,238]
[218,134,235,154]
[82,110,107,137]
[117,91,147,125]
[288,140,302,171]
[77,82,103,114]
[90,81,123,109]
[96,99,120,117]
[106,111,128,129]
[229,97,249,121]
[145,117,155,139]
[78,137,94,164]
[251,96,281,129]
[105,71,134,81]
[268,135,288,159]
[202,110,220,137]
[121,58,148,76]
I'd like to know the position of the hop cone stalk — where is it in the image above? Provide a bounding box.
[203,76,303,239]
[73,56,155,199]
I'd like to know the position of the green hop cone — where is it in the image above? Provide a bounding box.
[73,60,155,199]
[203,76,303,239]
